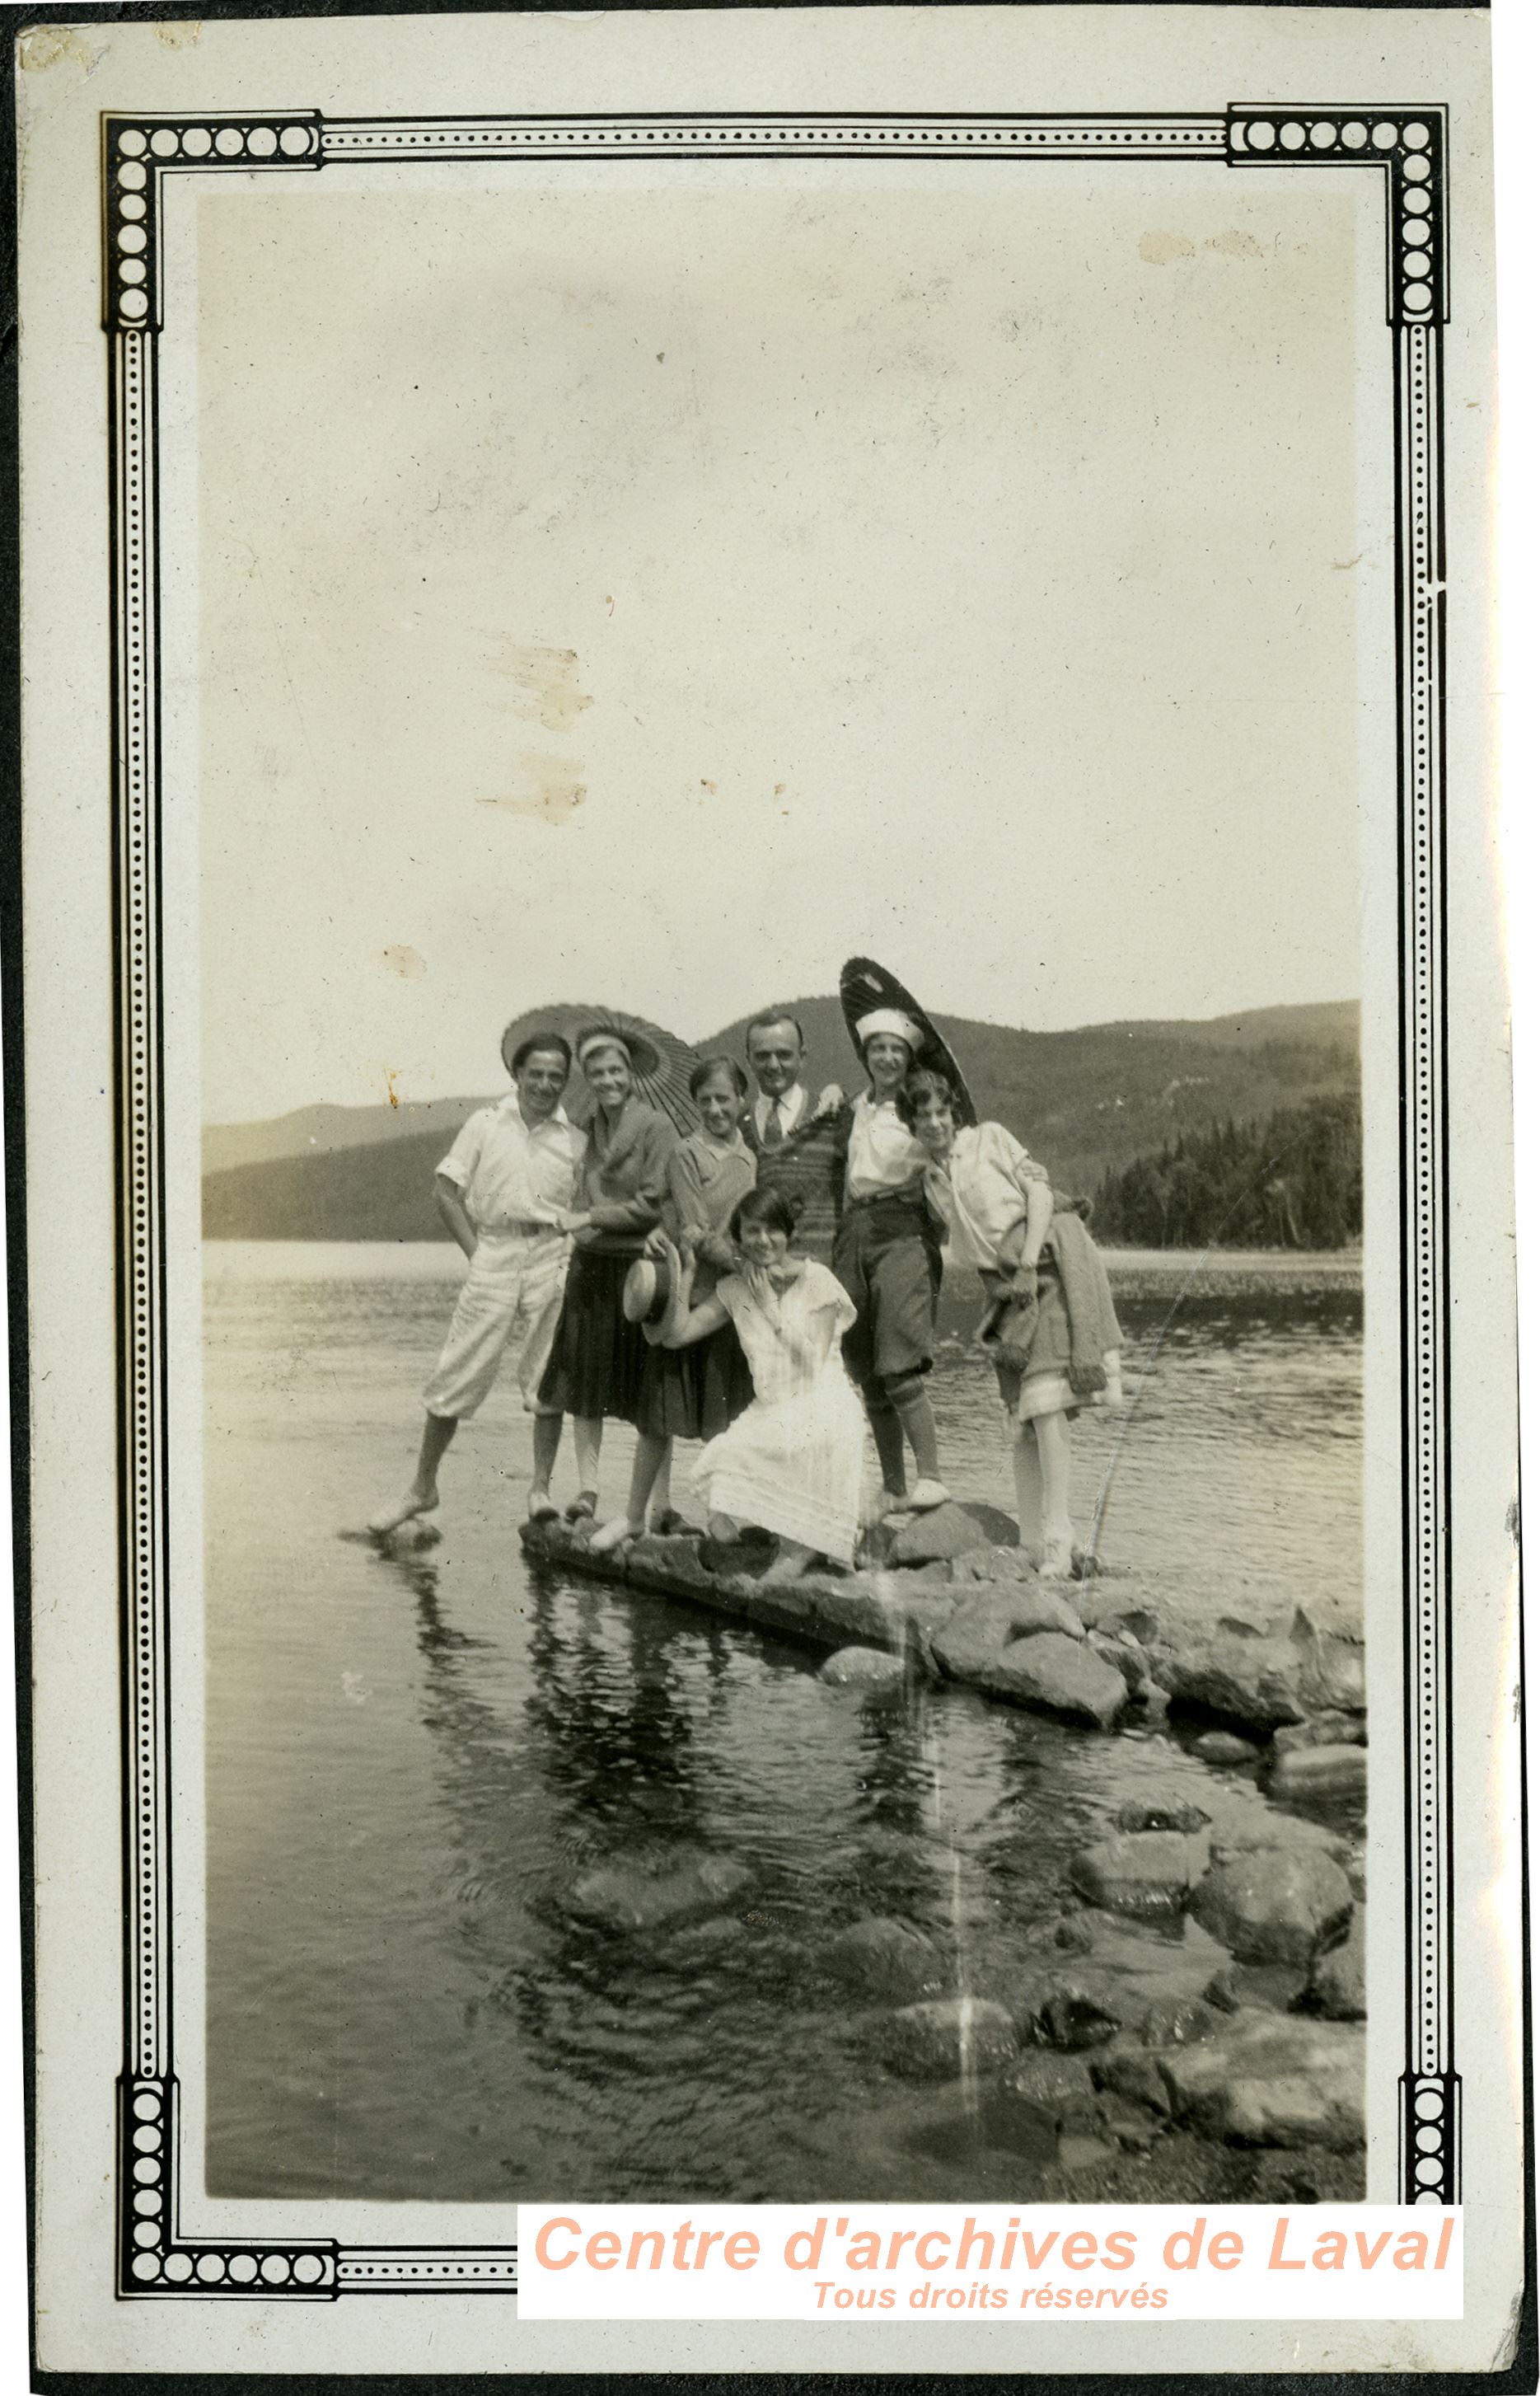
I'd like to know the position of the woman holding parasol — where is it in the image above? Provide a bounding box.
[534,1017,682,1522]
[761,959,968,1512]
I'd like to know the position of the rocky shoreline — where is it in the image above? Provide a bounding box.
[438,1501,1368,2191]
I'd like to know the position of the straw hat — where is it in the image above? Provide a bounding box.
[622,1240,685,1346]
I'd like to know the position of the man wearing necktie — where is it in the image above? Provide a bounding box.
[741,1011,845,1154]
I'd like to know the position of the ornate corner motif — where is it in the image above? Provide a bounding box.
[119,2078,338,2298]
[1226,106,1447,324]
[102,113,323,334]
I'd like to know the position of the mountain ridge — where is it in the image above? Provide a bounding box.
[203,997,1360,1242]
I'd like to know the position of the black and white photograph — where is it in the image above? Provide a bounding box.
[13,2,1526,2377]
[194,112,1376,2213]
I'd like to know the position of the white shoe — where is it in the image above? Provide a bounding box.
[590,1516,644,1555]
[1040,1538,1075,1578]
[367,1491,437,1538]
[907,1479,952,1512]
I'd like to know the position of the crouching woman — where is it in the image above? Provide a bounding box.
[659,1186,868,1581]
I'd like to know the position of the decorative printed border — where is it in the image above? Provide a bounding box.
[103,104,1454,2297]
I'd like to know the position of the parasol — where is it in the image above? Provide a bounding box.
[838,956,977,1125]
[498,1005,701,1135]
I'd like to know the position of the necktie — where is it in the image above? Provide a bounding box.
[761,1102,784,1149]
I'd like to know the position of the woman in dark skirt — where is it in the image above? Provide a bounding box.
[536,1025,676,1522]
[592,1055,756,1550]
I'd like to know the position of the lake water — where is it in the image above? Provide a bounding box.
[204,1245,1361,2203]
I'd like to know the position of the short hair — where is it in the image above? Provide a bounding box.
[510,1032,573,1076]
[690,1053,750,1101]
[895,1065,959,1132]
[744,1010,806,1056]
[731,1184,804,1241]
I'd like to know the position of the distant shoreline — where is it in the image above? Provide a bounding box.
[202,1240,1363,1296]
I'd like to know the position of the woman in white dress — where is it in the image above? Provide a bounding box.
[659,1185,868,1578]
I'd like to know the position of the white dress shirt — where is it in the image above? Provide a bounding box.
[924,1122,1050,1270]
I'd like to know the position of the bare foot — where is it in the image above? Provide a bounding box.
[1040,1537,1075,1578]
[367,1489,438,1538]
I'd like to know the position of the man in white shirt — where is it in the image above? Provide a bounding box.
[367,1030,586,1535]
[741,1011,845,1152]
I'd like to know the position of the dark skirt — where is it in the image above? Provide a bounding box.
[536,1247,650,1423]
[635,1321,754,1443]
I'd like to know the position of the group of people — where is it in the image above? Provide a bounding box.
[368,990,1122,1578]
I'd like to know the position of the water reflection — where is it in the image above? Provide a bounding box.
[204,1264,1363,2201]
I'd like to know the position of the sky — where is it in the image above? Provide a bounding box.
[197,166,1364,1124]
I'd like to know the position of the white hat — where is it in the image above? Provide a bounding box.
[854,1006,924,1053]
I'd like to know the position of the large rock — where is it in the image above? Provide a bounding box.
[874,1995,1018,2080]
[1301,1913,1366,2020]
[1014,1914,1233,2049]
[824,1917,947,1999]
[1293,1614,1367,1714]
[1076,1586,1162,1647]
[953,1545,1039,1587]
[565,1851,753,1934]
[1070,1826,1210,1918]
[1151,1624,1309,1731]
[995,2051,1102,2131]
[931,1591,1084,1685]
[989,1634,1127,1728]
[888,1503,995,1567]
[1193,1730,1265,1767]
[819,1645,908,1692]
[1191,1849,1355,1965]
[1158,2009,1365,2150]
[1088,1631,1153,1695]
[807,1574,957,1650]
[1268,1744,1367,1802]
[1273,1710,1368,1754]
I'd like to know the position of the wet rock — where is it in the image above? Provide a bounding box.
[1138,1995,1228,2048]
[996,2051,1101,2131]
[1268,1744,1368,1801]
[1191,1850,1355,1966]
[625,1533,723,1600]
[1273,1710,1368,1754]
[1158,2009,1365,2150]
[1015,1915,1233,2049]
[957,1500,1021,1545]
[953,1545,1039,1587]
[1099,2099,1160,2153]
[989,1634,1127,1728]
[1300,1913,1366,2020]
[819,1646,908,1692]
[875,1995,1019,2080]
[1293,1614,1367,1714]
[1196,1779,1352,1868]
[1113,1798,1212,1842]
[889,1503,995,1567]
[1150,1625,1309,1731]
[1094,2042,1173,2117]
[1076,1588,1161,1646]
[1088,1631,1152,1695]
[565,1851,754,1934]
[809,1575,956,1650]
[824,1917,947,1999]
[1193,1730,1264,1767]
[931,1592,1084,1686]
[1070,1827,1210,1918]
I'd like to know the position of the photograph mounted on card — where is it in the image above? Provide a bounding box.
[17,2,1523,2380]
